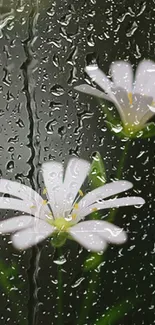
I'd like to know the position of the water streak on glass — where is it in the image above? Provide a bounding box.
[20,1,40,324]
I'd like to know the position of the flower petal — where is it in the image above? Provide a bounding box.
[134,60,155,98]
[0,179,43,204]
[74,84,112,101]
[148,105,155,113]
[85,65,124,117]
[132,93,155,126]
[111,87,133,125]
[76,196,145,221]
[85,64,119,105]
[0,215,34,233]
[42,161,64,218]
[111,61,133,93]
[0,198,35,215]
[62,158,90,215]
[75,180,133,212]
[69,225,107,252]
[73,220,127,244]
[11,220,54,250]
[85,65,113,94]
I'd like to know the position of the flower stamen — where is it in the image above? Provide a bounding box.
[72,213,77,220]
[128,92,133,105]
[74,203,79,209]
[43,188,47,194]
[78,189,84,197]
[92,207,98,212]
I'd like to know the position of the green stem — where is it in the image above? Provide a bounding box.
[57,248,63,325]
[116,141,130,180]
[108,140,130,223]
[78,270,98,325]
[79,142,130,324]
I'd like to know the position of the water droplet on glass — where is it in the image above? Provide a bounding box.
[50,85,65,96]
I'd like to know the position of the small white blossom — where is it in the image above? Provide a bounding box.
[75,60,155,133]
[0,158,145,252]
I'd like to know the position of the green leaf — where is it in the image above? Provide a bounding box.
[84,153,106,272]
[88,152,106,189]
[100,101,121,125]
[83,252,103,271]
[94,297,138,325]
[105,120,128,138]
[133,122,155,139]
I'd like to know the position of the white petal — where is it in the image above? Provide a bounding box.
[134,60,155,98]
[74,220,127,244]
[69,225,107,252]
[85,65,124,116]
[76,196,145,221]
[74,84,112,101]
[85,65,116,100]
[11,220,54,250]
[75,181,133,212]
[42,161,64,218]
[131,93,155,125]
[147,105,155,113]
[111,61,133,93]
[0,198,35,215]
[113,90,155,127]
[0,215,34,233]
[0,179,43,205]
[111,87,133,125]
[0,197,50,220]
[63,158,90,215]
[0,179,50,220]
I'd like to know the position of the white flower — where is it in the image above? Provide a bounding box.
[0,158,144,252]
[75,60,155,133]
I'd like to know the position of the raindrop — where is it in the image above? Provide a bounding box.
[53,256,67,265]
[126,21,138,37]
[111,124,123,133]
[87,32,95,47]
[0,109,4,117]
[58,126,67,138]
[49,101,62,110]
[45,121,54,134]
[57,13,72,26]
[8,135,19,143]
[50,85,65,96]
[49,172,56,178]
[47,2,56,17]
[16,0,25,13]
[0,5,14,38]
[6,160,14,172]
[8,147,14,153]
[71,277,85,288]
[16,119,25,128]
[53,54,60,68]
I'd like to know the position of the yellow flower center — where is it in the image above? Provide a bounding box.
[48,217,74,232]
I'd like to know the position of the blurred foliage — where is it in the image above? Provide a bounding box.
[85,152,106,272]
[88,151,106,189]
[0,260,18,294]
[94,297,138,325]
[83,252,103,272]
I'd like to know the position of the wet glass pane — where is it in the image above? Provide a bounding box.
[0,0,154,324]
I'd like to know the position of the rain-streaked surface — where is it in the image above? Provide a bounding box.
[0,0,154,324]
